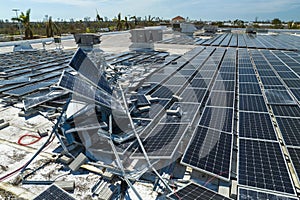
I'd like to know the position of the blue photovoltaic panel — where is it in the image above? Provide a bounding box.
[151,85,181,99]
[276,117,300,146]
[239,75,258,83]
[265,90,295,105]
[238,188,298,200]
[190,78,210,88]
[271,105,300,117]
[239,83,262,95]
[182,126,233,180]
[239,95,268,112]
[3,79,57,97]
[133,123,189,158]
[180,88,207,103]
[199,107,233,133]
[239,112,277,140]
[287,147,300,180]
[58,71,114,109]
[34,185,75,200]
[168,183,232,200]
[239,139,295,195]
[212,81,235,92]
[207,92,234,108]
[69,48,112,94]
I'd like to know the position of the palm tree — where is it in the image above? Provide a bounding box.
[130,16,138,26]
[96,9,103,22]
[46,16,61,37]
[11,9,33,39]
[116,13,122,31]
[124,16,129,30]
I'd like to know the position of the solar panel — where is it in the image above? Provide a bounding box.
[287,147,300,180]
[69,48,112,94]
[189,78,210,88]
[181,126,233,180]
[23,90,68,110]
[239,95,268,112]
[146,74,169,83]
[216,73,235,81]
[34,184,75,200]
[239,112,277,140]
[151,85,181,99]
[265,89,295,105]
[199,107,233,133]
[257,70,277,77]
[219,67,235,73]
[207,92,234,108]
[239,75,258,83]
[271,105,300,117]
[276,117,300,147]
[3,79,57,97]
[180,88,207,103]
[212,81,235,92]
[239,139,295,195]
[58,71,120,110]
[168,182,232,200]
[239,83,262,94]
[133,123,189,158]
[260,77,283,86]
[165,76,188,86]
[291,89,300,101]
[238,187,298,200]
[284,79,300,88]
[0,77,30,87]
[238,69,254,76]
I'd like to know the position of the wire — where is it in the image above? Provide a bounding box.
[204,171,228,186]
[17,134,42,146]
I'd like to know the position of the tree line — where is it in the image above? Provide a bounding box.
[0,9,299,41]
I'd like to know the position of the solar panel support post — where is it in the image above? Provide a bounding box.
[20,98,72,174]
[107,114,142,200]
[119,84,173,193]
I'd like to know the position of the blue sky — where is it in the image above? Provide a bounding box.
[1,0,300,22]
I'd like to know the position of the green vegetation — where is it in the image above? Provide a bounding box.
[11,9,33,39]
[0,9,300,42]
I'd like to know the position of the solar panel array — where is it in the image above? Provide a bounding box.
[201,33,300,51]
[167,182,232,200]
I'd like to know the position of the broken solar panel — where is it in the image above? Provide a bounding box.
[265,89,296,105]
[167,182,232,200]
[58,71,122,111]
[132,123,189,158]
[182,126,233,180]
[69,48,112,94]
[238,187,298,200]
[238,139,295,195]
[23,90,68,110]
[33,184,75,200]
